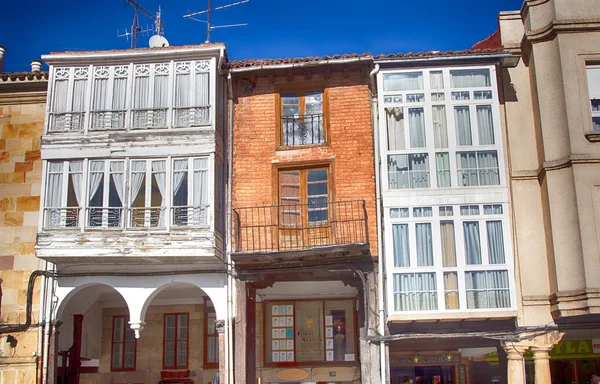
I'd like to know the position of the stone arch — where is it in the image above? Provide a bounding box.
[55,282,130,321]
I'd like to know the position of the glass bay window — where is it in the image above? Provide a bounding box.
[381,66,503,190]
[388,204,513,312]
[43,157,211,229]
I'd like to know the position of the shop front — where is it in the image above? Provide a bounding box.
[389,353,464,384]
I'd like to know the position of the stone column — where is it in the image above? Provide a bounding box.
[531,346,552,384]
[503,342,527,384]
[216,319,228,384]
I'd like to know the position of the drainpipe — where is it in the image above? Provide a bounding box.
[42,264,55,384]
[226,70,234,384]
[369,64,388,384]
[37,260,48,384]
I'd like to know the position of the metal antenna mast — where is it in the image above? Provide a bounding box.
[183,0,250,44]
[118,1,168,48]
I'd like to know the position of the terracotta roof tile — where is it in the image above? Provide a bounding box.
[0,71,49,82]
[227,49,509,70]
[48,43,225,56]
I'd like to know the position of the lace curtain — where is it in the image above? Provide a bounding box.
[394,273,437,311]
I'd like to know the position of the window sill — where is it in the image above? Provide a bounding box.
[275,142,329,152]
[585,132,600,142]
[387,310,517,323]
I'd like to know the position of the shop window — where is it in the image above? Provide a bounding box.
[111,316,136,371]
[164,313,188,369]
[264,299,356,365]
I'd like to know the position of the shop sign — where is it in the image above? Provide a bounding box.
[593,339,600,354]
[485,339,600,361]
[277,368,308,381]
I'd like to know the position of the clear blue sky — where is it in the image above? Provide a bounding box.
[1,0,524,72]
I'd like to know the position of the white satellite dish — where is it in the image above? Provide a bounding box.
[149,35,169,48]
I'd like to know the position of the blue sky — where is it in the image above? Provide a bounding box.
[1,0,524,72]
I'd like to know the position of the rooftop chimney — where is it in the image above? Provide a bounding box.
[31,60,42,72]
[0,46,5,73]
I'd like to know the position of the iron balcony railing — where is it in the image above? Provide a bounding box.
[233,200,368,253]
[281,113,324,146]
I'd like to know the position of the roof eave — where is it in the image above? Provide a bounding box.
[228,56,374,73]
[374,52,515,65]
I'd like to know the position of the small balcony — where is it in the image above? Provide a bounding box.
[232,200,372,276]
[281,113,324,146]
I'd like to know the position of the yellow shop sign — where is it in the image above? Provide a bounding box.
[485,340,600,361]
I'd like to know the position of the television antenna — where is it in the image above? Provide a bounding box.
[183,0,249,44]
[118,1,168,48]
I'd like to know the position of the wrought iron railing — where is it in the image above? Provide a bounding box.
[233,200,368,253]
[171,205,209,227]
[86,207,125,228]
[43,207,81,228]
[172,106,210,127]
[128,207,165,228]
[48,112,85,132]
[89,110,127,131]
[281,113,324,146]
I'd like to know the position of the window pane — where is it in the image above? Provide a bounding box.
[178,314,188,340]
[431,92,445,102]
[430,71,444,89]
[177,340,187,367]
[487,220,506,264]
[483,204,503,215]
[435,153,451,188]
[279,171,300,226]
[413,207,432,217]
[474,90,492,100]
[440,221,457,267]
[452,91,470,101]
[466,271,510,309]
[112,343,123,368]
[386,107,405,151]
[164,341,175,367]
[390,208,409,218]
[455,106,472,146]
[457,152,478,186]
[477,151,500,186]
[393,273,437,311]
[444,272,459,310]
[133,70,150,109]
[124,341,136,368]
[406,94,425,103]
[165,315,176,340]
[392,224,410,267]
[388,154,430,189]
[92,77,108,110]
[450,69,491,88]
[477,105,495,145]
[409,108,426,148]
[460,205,480,215]
[432,106,448,148]
[439,206,453,216]
[416,223,433,266]
[195,72,210,106]
[463,222,482,264]
[113,317,124,342]
[383,72,424,92]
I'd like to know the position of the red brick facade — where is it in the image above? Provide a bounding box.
[231,68,378,257]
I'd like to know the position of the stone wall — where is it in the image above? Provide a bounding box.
[0,99,45,383]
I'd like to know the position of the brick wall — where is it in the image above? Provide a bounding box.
[232,69,377,257]
[0,101,45,381]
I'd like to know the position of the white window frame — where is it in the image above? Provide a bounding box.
[86,159,126,228]
[378,65,505,193]
[384,203,516,314]
[43,160,84,228]
[586,64,600,133]
[46,66,91,133]
[89,65,131,131]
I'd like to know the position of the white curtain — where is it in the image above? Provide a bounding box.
[72,79,87,112]
[172,159,188,203]
[110,162,125,206]
[457,152,478,186]
[152,161,167,226]
[154,75,169,108]
[92,78,108,110]
[386,108,405,151]
[195,72,210,106]
[133,76,150,109]
[463,221,482,264]
[455,106,472,145]
[88,161,105,206]
[129,161,146,205]
[69,161,83,206]
[484,205,503,215]
[175,74,191,107]
[416,223,433,266]
[466,271,510,309]
[450,69,490,88]
[46,163,64,226]
[383,72,423,92]
[430,71,444,89]
[194,158,208,225]
[409,108,426,148]
[477,151,500,186]
[52,80,69,112]
[113,77,127,109]
[440,221,456,267]
[413,207,432,217]
[389,154,430,189]
[394,273,437,311]
[392,224,410,267]
[432,106,448,148]
[477,105,495,145]
[410,154,429,188]
[487,220,506,264]
[435,153,451,188]
[460,205,479,215]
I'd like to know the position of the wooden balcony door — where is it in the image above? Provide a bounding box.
[278,167,331,250]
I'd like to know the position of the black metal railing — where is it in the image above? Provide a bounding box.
[233,200,368,253]
[281,113,324,146]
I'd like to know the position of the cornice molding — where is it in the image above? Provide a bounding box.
[511,154,600,181]
[524,19,600,44]
[0,91,47,105]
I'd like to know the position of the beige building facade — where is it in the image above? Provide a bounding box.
[0,54,49,383]
[499,0,600,382]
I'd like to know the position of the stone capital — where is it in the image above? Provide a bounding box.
[128,321,146,339]
[502,341,528,360]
